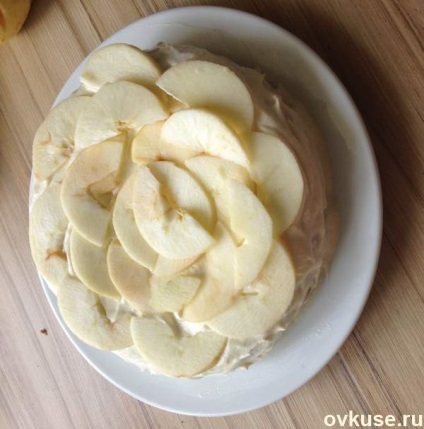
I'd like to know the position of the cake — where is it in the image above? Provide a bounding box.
[29,43,336,378]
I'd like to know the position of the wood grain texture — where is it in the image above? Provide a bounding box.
[1,0,423,427]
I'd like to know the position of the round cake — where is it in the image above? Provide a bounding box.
[29,42,337,378]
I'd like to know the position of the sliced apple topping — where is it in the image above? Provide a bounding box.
[29,184,69,292]
[113,173,157,270]
[58,275,133,350]
[161,109,249,168]
[70,228,120,299]
[33,95,90,182]
[61,137,124,246]
[75,80,168,149]
[207,242,295,339]
[150,276,201,313]
[30,43,309,374]
[247,132,305,234]
[183,223,237,322]
[132,163,214,260]
[185,155,254,233]
[157,60,253,132]
[131,317,227,377]
[107,240,152,314]
[132,121,197,165]
[113,172,197,276]
[227,180,273,289]
[80,43,162,93]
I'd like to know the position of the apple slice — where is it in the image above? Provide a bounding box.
[182,223,237,322]
[161,109,249,168]
[113,173,157,270]
[69,229,120,299]
[61,138,124,246]
[185,156,254,232]
[157,60,253,132]
[207,241,295,339]
[29,184,69,292]
[148,161,214,231]
[248,132,305,234]
[132,164,214,259]
[227,180,273,288]
[80,43,162,93]
[107,241,152,314]
[113,172,197,275]
[74,80,168,149]
[153,256,197,277]
[131,317,227,377]
[33,96,90,182]
[58,275,133,350]
[150,276,201,313]
[131,121,197,165]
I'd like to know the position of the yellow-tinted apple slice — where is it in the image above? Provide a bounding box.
[228,180,272,288]
[131,121,196,165]
[69,229,120,299]
[161,109,249,167]
[183,223,237,322]
[248,132,304,234]
[150,276,201,313]
[207,242,295,339]
[132,164,214,259]
[131,317,226,377]
[107,240,152,314]
[80,43,162,92]
[61,138,124,246]
[33,96,90,181]
[75,81,168,149]
[157,60,253,132]
[58,276,133,350]
[29,184,69,292]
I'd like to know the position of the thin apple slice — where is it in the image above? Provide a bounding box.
[150,276,201,313]
[61,138,124,246]
[153,256,196,277]
[148,161,214,231]
[70,229,120,299]
[113,172,197,275]
[107,241,152,314]
[182,223,237,322]
[227,180,273,288]
[161,109,249,168]
[157,60,253,132]
[207,242,295,339]
[131,317,227,377]
[33,96,90,181]
[248,132,305,234]
[58,276,133,350]
[131,121,197,165]
[29,184,69,292]
[132,164,214,260]
[113,173,157,270]
[74,80,168,149]
[80,43,162,93]
[185,156,254,232]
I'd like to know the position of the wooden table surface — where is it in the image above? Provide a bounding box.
[1,0,424,427]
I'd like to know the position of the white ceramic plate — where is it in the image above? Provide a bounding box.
[38,6,382,416]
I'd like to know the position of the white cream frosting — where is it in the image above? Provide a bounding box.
[31,43,336,378]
